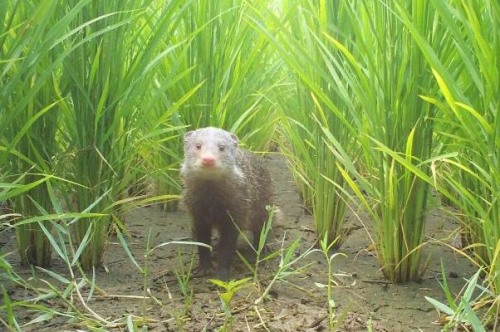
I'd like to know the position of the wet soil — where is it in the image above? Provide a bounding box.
[1,154,476,331]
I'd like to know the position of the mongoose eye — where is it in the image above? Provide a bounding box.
[219,144,225,152]
[195,143,202,150]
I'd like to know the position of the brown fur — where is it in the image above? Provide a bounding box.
[181,127,273,280]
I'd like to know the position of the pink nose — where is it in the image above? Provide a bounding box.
[202,157,215,166]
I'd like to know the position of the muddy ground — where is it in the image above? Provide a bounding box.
[1,154,477,331]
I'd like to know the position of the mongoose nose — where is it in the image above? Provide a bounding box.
[202,156,216,166]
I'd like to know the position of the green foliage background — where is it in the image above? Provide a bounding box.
[0,0,498,329]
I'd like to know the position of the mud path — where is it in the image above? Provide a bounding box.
[1,154,474,331]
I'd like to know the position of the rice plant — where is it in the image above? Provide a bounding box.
[53,0,192,269]
[264,1,439,281]
[130,0,282,213]
[258,0,358,247]
[163,0,280,149]
[331,0,439,283]
[0,1,81,267]
[433,0,498,300]
[396,0,499,310]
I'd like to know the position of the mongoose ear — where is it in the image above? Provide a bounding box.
[229,133,239,146]
[184,131,195,142]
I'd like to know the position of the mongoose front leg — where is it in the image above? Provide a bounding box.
[194,220,212,274]
[215,223,239,281]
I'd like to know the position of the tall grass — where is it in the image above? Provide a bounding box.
[0,1,79,266]
[1,0,197,269]
[332,0,439,282]
[266,1,438,280]
[53,0,194,269]
[396,0,499,302]
[259,0,358,246]
[134,0,282,212]
[164,0,280,149]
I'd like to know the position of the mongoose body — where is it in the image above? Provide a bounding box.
[181,127,272,280]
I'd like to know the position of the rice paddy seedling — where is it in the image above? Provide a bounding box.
[0,1,83,267]
[53,0,192,269]
[258,0,358,247]
[267,1,438,282]
[395,0,499,306]
[163,0,280,149]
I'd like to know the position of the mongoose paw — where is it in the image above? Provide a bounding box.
[215,267,230,281]
[193,263,212,277]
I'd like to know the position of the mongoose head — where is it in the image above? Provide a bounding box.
[181,127,244,180]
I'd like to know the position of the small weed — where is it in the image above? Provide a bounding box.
[314,233,346,330]
[174,250,196,314]
[209,277,253,330]
[254,232,316,305]
[425,262,491,331]
[237,205,280,287]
